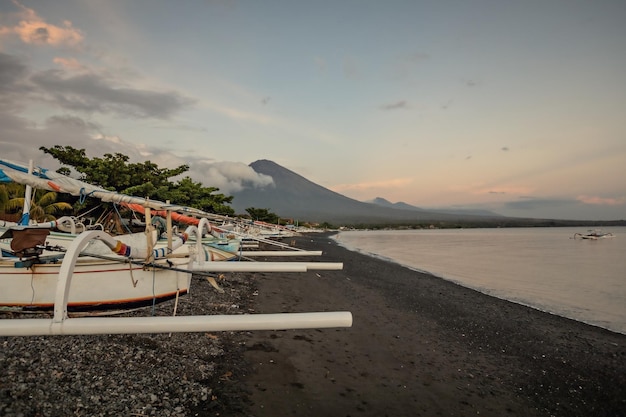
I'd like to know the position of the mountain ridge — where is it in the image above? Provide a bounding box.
[366,197,502,217]
[229,160,501,224]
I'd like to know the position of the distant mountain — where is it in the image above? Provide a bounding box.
[367,197,502,217]
[229,160,502,224]
[366,197,425,211]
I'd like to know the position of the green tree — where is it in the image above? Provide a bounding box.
[40,145,188,192]
[27,191,73,222]
[126,176,234,215]
[245,207,279,223]
[39,145,234,215]
[0,183,23,221]
[0,184,72,223]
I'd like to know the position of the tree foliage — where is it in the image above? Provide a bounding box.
[39,145,234,215]
[40,145,187,192]
[0,184,22,222]
[0,183,22,213]
[0,183,72,222]
[27,191,74,222]
[245,207,280,223]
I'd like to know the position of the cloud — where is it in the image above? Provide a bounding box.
[0,0,83,48]
[52,57,88,71]
[0,62,267,195]
[0,113,273,196]
[30,68,195,118]
[135,152,274,194]
[461,183,534,197]
[462,78,479,87]
[496,195,626,220]
[381,100,409,110]
[46,114,101,131]
[186,161,274,194]
[0,52,32,107]
[0,52,195,119]
[0,112,106,167]
[503,197,576,211]
[204,101,275,125]
[0,52,26,86]
[0,4,272,200]
[577,195,626,206]
[0,42,267,200]
[506,195,626,213]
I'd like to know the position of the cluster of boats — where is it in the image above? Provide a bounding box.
[0,159,352,336]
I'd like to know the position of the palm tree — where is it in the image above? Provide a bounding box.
[28,190,74,222]
[0,183,24,222]
[0,184,73,223]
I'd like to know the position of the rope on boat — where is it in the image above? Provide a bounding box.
[78,187,96,204]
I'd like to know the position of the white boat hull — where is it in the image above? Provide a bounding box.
[0,256,191,309]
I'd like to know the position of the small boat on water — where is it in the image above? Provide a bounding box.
[573,229,615,240]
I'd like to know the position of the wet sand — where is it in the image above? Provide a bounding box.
[240,233,626,417]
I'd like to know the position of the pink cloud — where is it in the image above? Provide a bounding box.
[53,57,88,71]
[577,195,626,206]
[1,1,83,47]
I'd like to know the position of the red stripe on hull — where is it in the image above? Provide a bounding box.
[3,289,189,310]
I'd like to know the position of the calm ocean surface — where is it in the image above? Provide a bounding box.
[333,227,626,335]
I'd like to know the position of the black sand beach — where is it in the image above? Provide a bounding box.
[1,232,625,417]
[241,233,626,417]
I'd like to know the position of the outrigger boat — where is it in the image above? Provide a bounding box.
[0,224,194,310]
[0,158,329,253]
[573,229,615,240]
[0,158,351,336]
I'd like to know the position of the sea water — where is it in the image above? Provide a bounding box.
[333,227,626,335]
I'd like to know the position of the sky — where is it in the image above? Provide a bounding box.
[0,0,625,221]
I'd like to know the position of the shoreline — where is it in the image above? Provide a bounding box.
[241,233,626,417]
[1,232,625,416]
[331,228,626,336]
[334,247,626,337]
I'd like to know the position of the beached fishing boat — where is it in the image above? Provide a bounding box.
[573,229,615,240]
[0,158,351,336]
[0,159,309,253]
[0,160,251,309]
[0,222,197,310]
[0,217,337,310]
[0,177,238,309]
[0,228,352,337]
[122,203,242,255]
[0,159,250,261]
